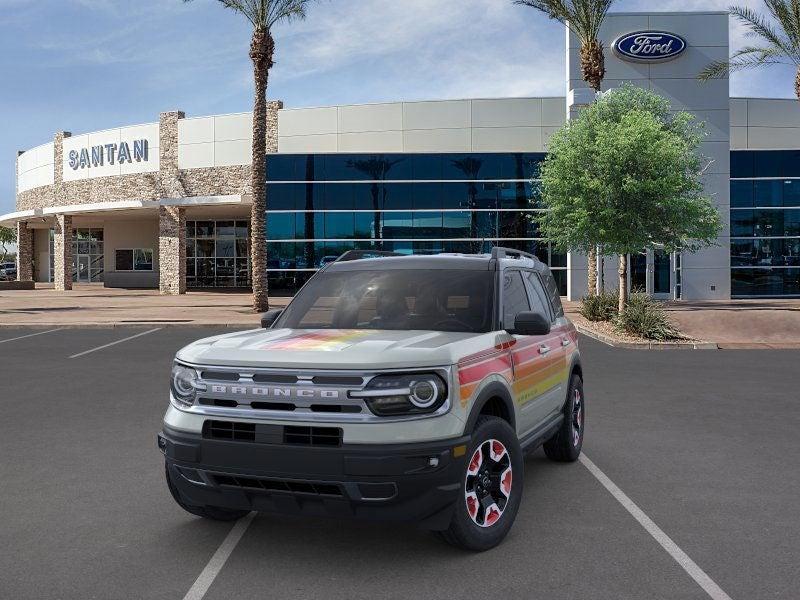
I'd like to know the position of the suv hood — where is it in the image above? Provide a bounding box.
[176,328,484,370]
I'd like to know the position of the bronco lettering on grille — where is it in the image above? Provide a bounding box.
[209,384,340,399]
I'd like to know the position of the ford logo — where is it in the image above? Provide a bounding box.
[613,31,687,62]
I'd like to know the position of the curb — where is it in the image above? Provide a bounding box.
[574,323,718,350]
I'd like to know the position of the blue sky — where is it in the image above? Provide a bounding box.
[1,0,797,215]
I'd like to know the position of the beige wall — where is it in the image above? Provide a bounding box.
[103,219,160,273]
[33,228,50,282]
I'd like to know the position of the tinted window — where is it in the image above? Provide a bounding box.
[502,271,531,329]
[522,271,551,321]
[276,269,496,332]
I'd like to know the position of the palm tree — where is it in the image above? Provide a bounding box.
[699,2,800,101]
[515,0,615,295]
[185,0,314,312]
[348,157,405,246]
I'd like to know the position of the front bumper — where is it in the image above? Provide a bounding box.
[160,424,470,530]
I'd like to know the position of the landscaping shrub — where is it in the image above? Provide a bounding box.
[614,293,683,341]
[579,290,619,322]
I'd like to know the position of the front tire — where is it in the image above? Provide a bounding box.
[165,463,249,522]
[438,416,523,551]
[543,374,584,462]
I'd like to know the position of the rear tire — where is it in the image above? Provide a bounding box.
[438,416,523,551]
[543,374,584,462]
[165,463,249,522]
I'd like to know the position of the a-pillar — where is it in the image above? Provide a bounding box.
[16,221,33,282]
[53,214,73,291]
[159,205,186,295]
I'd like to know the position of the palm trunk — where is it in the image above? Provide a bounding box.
[618,254,628,314]
[796,68,800,102]
[587,246,597,296]
[249,29,274,313]
[580,40,605,93]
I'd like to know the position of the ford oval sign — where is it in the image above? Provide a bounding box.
[613,31,687,63]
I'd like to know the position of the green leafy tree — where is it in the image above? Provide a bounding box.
[184,0,315,311]
[515,0,616,294]
[537,85,722,313]
[0,226,15,263]
[699,2,800,100]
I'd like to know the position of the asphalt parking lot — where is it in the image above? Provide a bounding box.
[1,327,798,600]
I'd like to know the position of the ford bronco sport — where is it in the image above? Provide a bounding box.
[160,248,583,551]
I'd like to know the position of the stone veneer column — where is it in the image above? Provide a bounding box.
[158,111,186,295]
[265,101,282,154]
[53,214,73,291]
[159,206,186,295]
[16,221,33,282]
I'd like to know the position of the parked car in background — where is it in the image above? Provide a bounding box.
[0,262,16,281]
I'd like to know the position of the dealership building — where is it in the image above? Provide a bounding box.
[4,10,800,300]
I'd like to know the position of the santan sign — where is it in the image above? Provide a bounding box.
[613,31,687,62]
[68,139,149,170]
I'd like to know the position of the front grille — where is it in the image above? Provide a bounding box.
[204,420,255,441]
[284,426,342,447]
[212,474,344,497]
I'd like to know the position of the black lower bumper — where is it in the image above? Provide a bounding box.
[159,424,470,530]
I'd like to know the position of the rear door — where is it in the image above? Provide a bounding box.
[521,270,568,418]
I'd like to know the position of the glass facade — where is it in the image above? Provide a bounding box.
[731,151,800,297]
[47,228,105,283]
[186,220,251,288]
[264,153,567,295]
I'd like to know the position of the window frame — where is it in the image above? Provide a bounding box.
[522,269,554,323]
[499,269,532,331]
[114,248,154,272]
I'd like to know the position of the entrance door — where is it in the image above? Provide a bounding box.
[652,250,672,298]
[77,256,90,282]
[626,249,674,298]
[630,253,648,293]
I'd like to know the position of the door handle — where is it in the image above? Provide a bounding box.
[562,338,571,347]
[538,345,551,355]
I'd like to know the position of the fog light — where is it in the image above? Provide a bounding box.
[428,457,439,468]
[157,434,167,453]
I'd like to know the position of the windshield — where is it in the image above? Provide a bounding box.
[275,269,496,333]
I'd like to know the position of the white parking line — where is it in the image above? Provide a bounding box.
[183,512,256,600]
[68,328,162,359]
[0,329,63,344]
[580,454,733,600]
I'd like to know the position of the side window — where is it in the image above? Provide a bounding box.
[522,271,552,322]
[543,271,565,318]
[502,271,531,329]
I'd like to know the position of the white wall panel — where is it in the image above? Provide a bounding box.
[338,131,403,152]
[648,13,729,48]
[179,117,214,144]
[214,113,251,142]
[471,98,542,128]
[214,139,250,166]
[338,103,403,133]
[403,100,471,130]
[178,142,214,170]
[541,98,566,126]
[729,99,748,127]
[402,128,471,152]
[278,134,338,153]
[278,107,338,137]
[730,126,748,149]
[747,98,800,128]
[472,127,543,152]
[746,127,800,149]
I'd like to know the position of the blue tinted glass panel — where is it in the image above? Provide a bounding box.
[412,155,442,180]
[783,180,800,207]
[266,213,295,240]
[266,155,297,181]
[499,182,529,209]
[380,183,413,210]
[382,212,413,238]
[325,213,354,239]
[413,212,442,237]
[730,181,753,208]
[781,150,800,177]
[324,183,353,210]
[473,211,498,238]
[355,213,377,239]
[441,183,470,209]
[412,182,443,209]
[732,268,800,296]
[754,180,783,207]
[786,210,800,235]
[730,151,754,178]
[443,212,472,237]
[754,151,783,177]
[730,210,753,237]
[267,184,299,210]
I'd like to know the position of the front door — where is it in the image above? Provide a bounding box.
[627,249,673,299]
[652,249,672,299]
[77,255,90,282]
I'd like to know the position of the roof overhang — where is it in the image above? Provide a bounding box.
[0,194,245,227]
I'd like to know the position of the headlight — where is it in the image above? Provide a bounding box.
[351,373,447,416]
[170,363,202,408]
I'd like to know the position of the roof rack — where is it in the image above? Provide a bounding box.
[490,247,539,262]
[335,250,404,263]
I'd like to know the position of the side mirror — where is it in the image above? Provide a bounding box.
[509,311,551,336]
[260,309,283,329]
